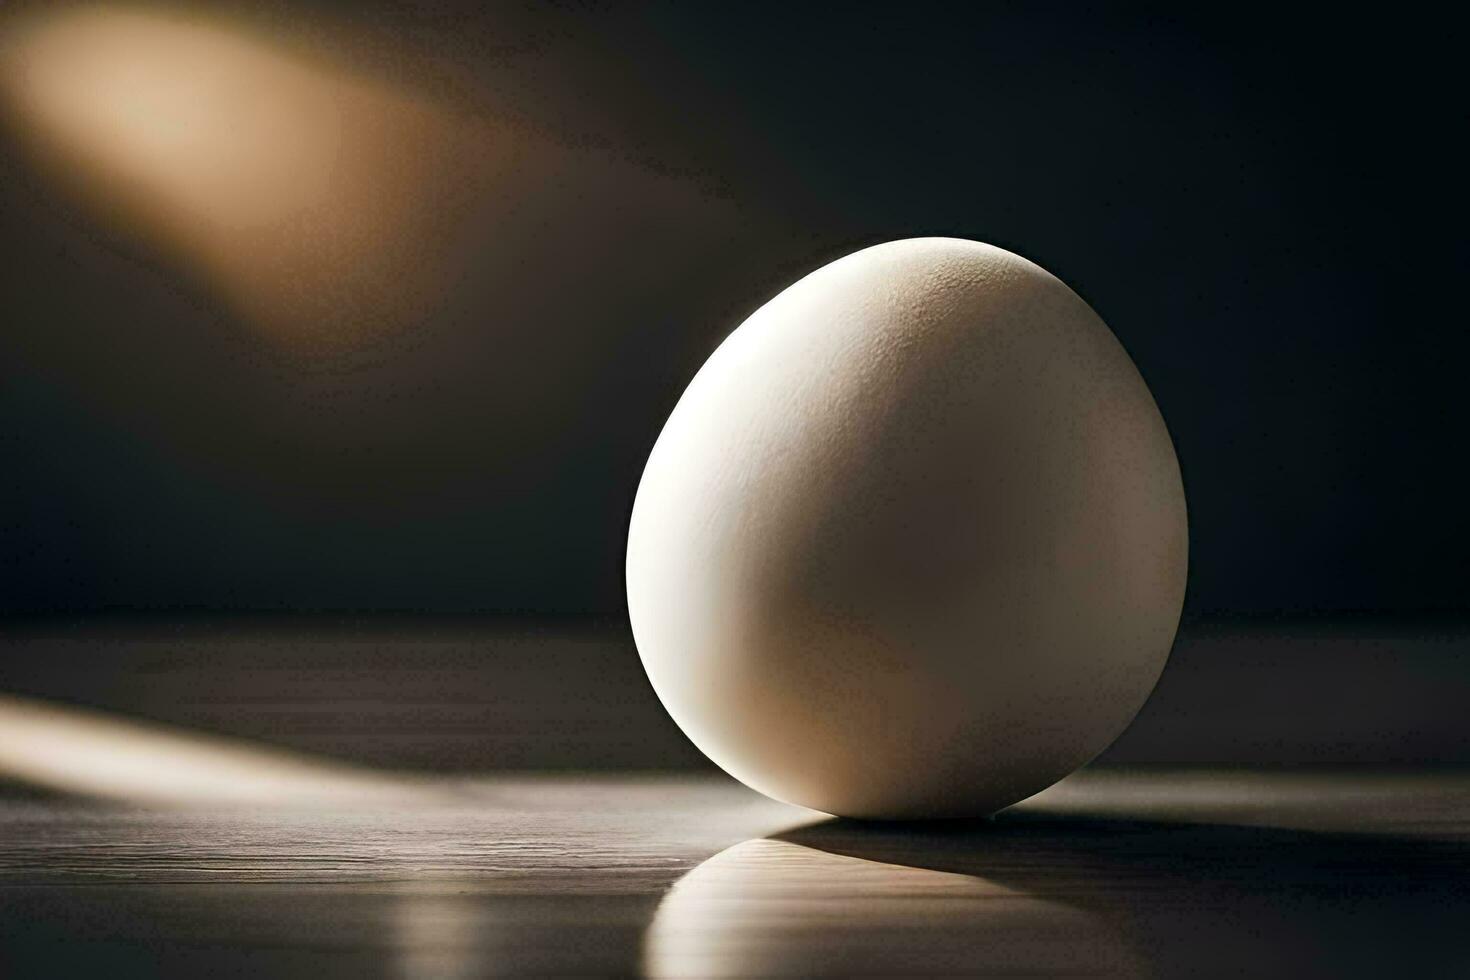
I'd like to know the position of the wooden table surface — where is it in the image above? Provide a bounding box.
[3,768,1468,978]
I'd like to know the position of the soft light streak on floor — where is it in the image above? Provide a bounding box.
[392,884,502,980]
[1021,766,1470,834]
[0,693,424,807]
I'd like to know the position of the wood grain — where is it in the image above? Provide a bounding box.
[4,619,1467,769]
[3,769,1468,977]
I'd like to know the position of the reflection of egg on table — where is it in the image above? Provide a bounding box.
[627,238,1186,819]
[643,837,1142,977]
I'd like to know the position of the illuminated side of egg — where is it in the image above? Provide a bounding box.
[627,238,1187,819]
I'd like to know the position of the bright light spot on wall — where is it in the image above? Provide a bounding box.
[0,5,490,352]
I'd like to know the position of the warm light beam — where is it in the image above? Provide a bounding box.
[0,5,485,351]
[0,692,426,807]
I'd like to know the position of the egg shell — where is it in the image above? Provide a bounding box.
[627,238,1187,819]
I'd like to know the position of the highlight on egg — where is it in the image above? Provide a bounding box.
[627,237,1187,819]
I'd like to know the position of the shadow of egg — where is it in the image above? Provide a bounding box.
[646,803,1470,979]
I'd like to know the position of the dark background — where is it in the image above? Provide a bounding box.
[2,0,1466,622]
[6,16,1469,977]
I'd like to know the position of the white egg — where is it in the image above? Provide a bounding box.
[627,238,1186,819]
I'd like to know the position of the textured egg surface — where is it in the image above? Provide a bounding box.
[627,238,1187,818]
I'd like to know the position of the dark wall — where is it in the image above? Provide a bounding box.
[2,1,1464,619]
